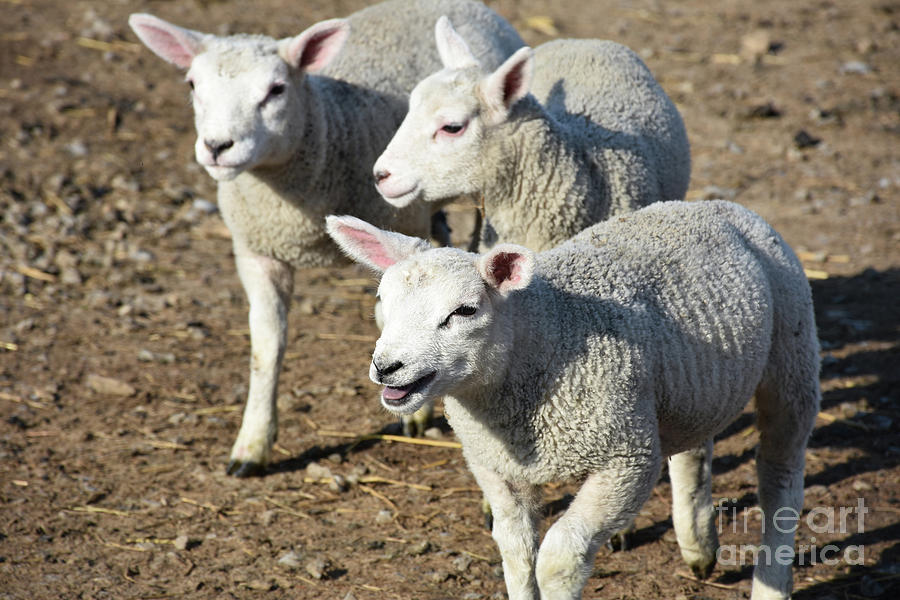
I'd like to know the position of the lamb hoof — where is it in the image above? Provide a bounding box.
[606,528,633,552]
[400,402,434,438]
[689,558,716,580]
[401,417,422,438]
[226,459,266,478]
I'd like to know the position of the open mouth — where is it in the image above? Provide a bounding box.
[381,371,436,408]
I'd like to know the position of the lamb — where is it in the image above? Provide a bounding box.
[373,18,691,251]
[326,200,820,600]
[128,0,525,477]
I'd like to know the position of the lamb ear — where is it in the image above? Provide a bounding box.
[129,13,205,69]
[434,16,479,70]
[325,215,431,273]
[479,46,533,124]
[281,18,350,72]
[477,244,534,295]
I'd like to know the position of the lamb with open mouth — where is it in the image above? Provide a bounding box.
[377,371,437,410]
[325,205,819,600]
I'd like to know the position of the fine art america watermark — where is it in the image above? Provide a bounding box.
[715,497,867,566]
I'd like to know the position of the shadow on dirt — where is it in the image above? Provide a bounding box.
[792,522,900,599]
[266,416,455,475]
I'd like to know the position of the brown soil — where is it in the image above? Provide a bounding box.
[1,1,898,598]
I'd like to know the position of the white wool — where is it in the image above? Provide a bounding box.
[326,200,820,600]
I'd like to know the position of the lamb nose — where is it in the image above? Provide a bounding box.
[205,139,234,160]
[374,360,403,378]
[374,169,390,184]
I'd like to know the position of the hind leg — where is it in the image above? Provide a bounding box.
[751,363,819,599]
[669,439,718,578]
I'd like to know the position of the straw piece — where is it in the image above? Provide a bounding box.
[359,484,397,510]
[675,571,737,590]
[317,429,462,449]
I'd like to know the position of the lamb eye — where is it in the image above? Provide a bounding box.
[440,304,477,328]
[260,83,286,106]
[441,123,465,135]
[453,305,477,317]
[187,79,195,91]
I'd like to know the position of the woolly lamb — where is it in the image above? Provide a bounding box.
[326,200,820,600]
[128,1,524,476]
[373,18,691,251]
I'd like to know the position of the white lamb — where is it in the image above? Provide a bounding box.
[373,18,691,251]
[326,200,820,600]
[128,0,524,476]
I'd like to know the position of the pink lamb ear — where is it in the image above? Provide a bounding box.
[128,13,204,69]
[434,16,479,70]
[325,215,431,273]
[480,46,534,124]
[281,19,350,72]
[478,244,534,294]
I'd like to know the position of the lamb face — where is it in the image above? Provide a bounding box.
[372,250,494,414]
[373,18,532,207]
[187,43,295,180]
[373,70,485,206]
[324,215,534,414]
[129,14,349,181]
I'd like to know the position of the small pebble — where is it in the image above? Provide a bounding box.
[453,554,473,573]
[423,427,443,440]
[305,556,329,580]
[64,141,88,157]
[86,373,135,397]
[805,484,828,496]
[261,509,277,527]
[173,535,190,551]
[277,550,303,570]
[328,474,348,492]
[740,30,772,61]
[407,540,430,556]
[244,580,274,592]
[840,60,872,75]
[428,570,450,584]
[191,198,218,214]
[305,462,332,480]
[852,479,873,492]
[375,509,393,524]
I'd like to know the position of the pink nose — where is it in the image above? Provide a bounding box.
[374,169,390,184]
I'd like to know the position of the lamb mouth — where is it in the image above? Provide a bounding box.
[203,163,247,181]
[381,371,436,408]
[378,183,420,207]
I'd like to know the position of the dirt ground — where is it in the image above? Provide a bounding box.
[1,0,898,598]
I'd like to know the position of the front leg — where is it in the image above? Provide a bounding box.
[536,455,661,600]
[469,464,541,600]
[226,252,293,477]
